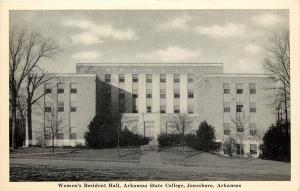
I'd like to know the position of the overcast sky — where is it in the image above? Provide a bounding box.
[10,10,289,73]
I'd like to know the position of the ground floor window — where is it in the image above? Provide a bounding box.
[56,133,64,140]
[250,144,258,155]
[236,144,244,155]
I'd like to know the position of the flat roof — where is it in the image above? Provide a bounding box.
[195,73,275,84]
[76,63,223,67]
[46,73,97,77]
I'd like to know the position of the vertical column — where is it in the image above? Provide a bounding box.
[180,74,188,113]
[152,74,160,113]
[111,74,119,113]
[124,74,133,113]
[138,74,146,113]
[166,74,174,113]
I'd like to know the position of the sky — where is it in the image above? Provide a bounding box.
[10,10,289,73]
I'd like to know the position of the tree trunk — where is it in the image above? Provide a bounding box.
[52,137,55,155]
[27,104,33,146]
[11,97,17,149]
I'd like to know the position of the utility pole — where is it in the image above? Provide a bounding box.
[165,121,168,135]
[117,123,121,159]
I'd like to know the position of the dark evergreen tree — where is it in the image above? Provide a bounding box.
[261,122,290,162]
[195,121,217,151]
[84,113,149,149]
[84,113,119,148]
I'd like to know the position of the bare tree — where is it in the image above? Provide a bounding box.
[26,71,53,145]
[171,113,192,157]
[9,26,60,148]
[45,108,62,155]
[231,111,249,157]
[264,28,290,124]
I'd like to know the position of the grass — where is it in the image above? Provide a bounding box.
[10,146,143,161]
[10,146,291,181]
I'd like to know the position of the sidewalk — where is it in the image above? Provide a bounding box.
[139,151,162,165]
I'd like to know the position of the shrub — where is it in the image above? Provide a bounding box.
[84,113,149,149]
[157,133,182,147]
[261,122,290,162]
[184,134,198,148]
[158,121,218,152]
[120,127,150,147]
[223,137,237,156]
[194,121,217,152]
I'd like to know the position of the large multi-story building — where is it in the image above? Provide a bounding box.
[30,63,276,157]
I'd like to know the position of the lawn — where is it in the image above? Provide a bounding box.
[10,146,143,161]
[9,146,291,181]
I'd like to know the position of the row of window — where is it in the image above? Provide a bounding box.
[224,102,256,113]
[45,107,77,112]
[118,90,194,99]
[116,104,194,114]
[224,123,257,135]
[104,74,194,83]
[223,83,256,94]
[45,133,77,140]
[45,83,77,94]
[232,144,258,155]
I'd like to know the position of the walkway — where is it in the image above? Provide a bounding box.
[139,151,162,165]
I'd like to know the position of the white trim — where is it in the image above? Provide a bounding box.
[46,73,97,78]
[195,73,275,84]
[76,63,223,67]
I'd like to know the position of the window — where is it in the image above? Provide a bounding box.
[224,102,230,112]
[132,74,138,82]
[132,105,138,113]
[58,102,64,112]
[160,74,166,83]
[146,74,152,83]
[45,83,52,94]
[147,106,152,113]
[188,74,193,83]
[174,105,180,113]
[45,88,52,94]
[250,144,257,155]
[45,107,51,112]
[250,83,256,94]
[236,144,244,155]
[174,89,180,98]
[70,133,77,140]
[237,83,243,94]
[70,107,77,112]
[160,105,166,113]
[223,83,230,94]
[132,88,138,98]
[56,133,64,140]
[236,103,243,112]
[45,134,51,140]
[250,123,257,136]
[160,89,166,99]
[188,89,193,98]
[224,123,231,135]
[188,105,194,114]
[57,83,64,94]
[105,74,111,83]
[119,74,125,83]
[146,89,152,98]
[250,102,256,113]
[174,74,180,83]
[70,83,77,94]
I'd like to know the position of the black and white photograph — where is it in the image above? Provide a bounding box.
[1,1,299,190]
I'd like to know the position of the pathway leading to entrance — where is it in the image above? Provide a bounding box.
[139,151,162,165]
